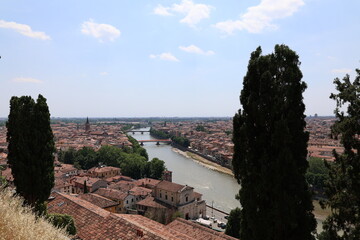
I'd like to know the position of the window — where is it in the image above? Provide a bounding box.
[165,195,168,200]
[160,193,162,198]
[126,200,128,204]
[186,196,188,202]
[171,197,174,202]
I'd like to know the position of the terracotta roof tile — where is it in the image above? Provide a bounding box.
[167,218,238,240]
[156,180,193,193]
[93,188,128,201]
[78,193,118,208]
[136,196,167,209]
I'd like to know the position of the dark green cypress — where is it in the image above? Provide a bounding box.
[232,45,316,240]
[319,68,360,239]
[6,95,55,210]
[83,180,88,193]
[225,207,241,239]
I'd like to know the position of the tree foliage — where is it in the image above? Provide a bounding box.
[150,127,190,148]
[225,207,241,239]
[47,213,77,235]
[59,144,166,180]
[232,45,316,240]
[6,95,55,210]
[148,158,166,179]
[195,125,206,132]
[320,68,360,239]
[306,157,329,193]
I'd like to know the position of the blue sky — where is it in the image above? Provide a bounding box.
[1,0,359,117]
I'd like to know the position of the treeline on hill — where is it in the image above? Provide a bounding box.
[150,128,190,148]
[58,136,166,180]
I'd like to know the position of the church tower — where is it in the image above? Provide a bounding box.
[85,117,90,132]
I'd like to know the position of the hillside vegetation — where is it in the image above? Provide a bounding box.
[0,187,69,240]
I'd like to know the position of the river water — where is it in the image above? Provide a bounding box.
[130,128,240,214]
[130,128,323,234]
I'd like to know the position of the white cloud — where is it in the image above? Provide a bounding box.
[149,53,180,62]
[153,0,213,27]
[0,20,50,40]
[81,19,120,42]
[214,0,304,34]
[153,5,173,16]
[13,77,43,83]
[331,68,352,74]
[179,45,214,55]
[100,72,108,76]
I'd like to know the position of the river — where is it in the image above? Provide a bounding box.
[130,128,323,233]
[130,128,240,214]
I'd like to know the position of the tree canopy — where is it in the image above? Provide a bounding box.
[59,144,166,180]
[6,95,55,211]
[319,68,360,240]
[232,45,316,240]
[225,207,241,239]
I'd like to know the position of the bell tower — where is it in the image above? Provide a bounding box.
[85,117,90,132]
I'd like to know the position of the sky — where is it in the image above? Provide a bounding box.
[1,0,359,117]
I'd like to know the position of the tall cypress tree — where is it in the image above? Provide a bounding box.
[232,45,316,240]
[6,95,55,210]
[319,68,360,239]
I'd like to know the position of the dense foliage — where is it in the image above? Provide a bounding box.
[47,213,77,235]
[225,207,241,239]
[195,125,206,132]
[58,144,165,180]
[150,128,170,139]
[232,45,316,240]
[171,136,190,148]
[6,95,55,212]
[150,128,190,148]
[305,157,329,194]
[319,68,360,240]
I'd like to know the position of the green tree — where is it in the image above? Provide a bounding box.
[148,158,166,180]
[195,125,206,132]
[74,147,97,170]
[232,45,316,240]
[6,95,55,212]
[59,148,76,164]
[83,180,88,193]
[120,154,147,179]
[306,157,329,193]
[225,207,241,239]
[47,213,77,235]
[319,68,360,239]
[96,145,123,167]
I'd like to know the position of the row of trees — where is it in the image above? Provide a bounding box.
[229,44,360,240]
[58,145,166,180]
[150,128,190,148]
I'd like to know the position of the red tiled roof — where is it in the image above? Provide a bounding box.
[93,188,128,201]
[48,192,165,239]
[129,186,152,196]
[136,196,167,209]
[89,166,120,173]
[108,180,135,192]
[78,193,118,209]
[156,180,193,193]
[167,218,238,240]
[73,176,103,187]
[134,178,161,188]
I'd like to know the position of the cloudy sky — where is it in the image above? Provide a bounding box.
[1,0,359,117]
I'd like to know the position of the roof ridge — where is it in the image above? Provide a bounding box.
[55,192,111,218]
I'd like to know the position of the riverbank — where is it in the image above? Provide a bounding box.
[172,148,234,177]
